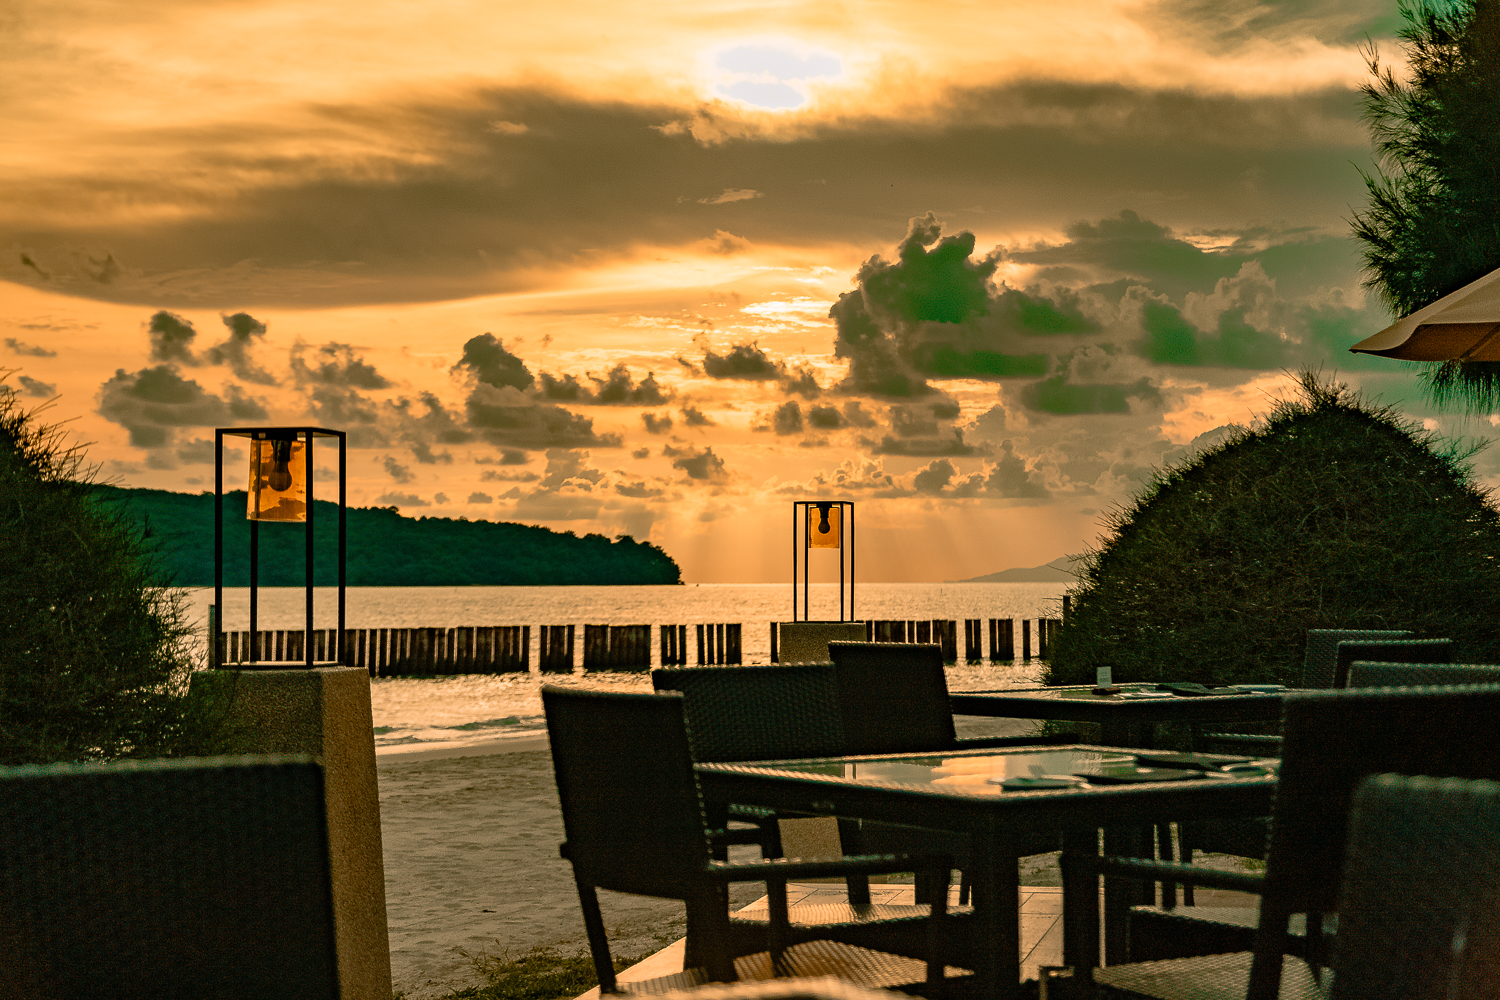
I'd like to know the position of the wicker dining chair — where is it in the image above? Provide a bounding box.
[1182,632,1447,898]
[1328,773,1500,999]
[1331,637,1453,691]
[542,686,964,996]
[826,641,1073,757]
[1347,660,1500,688]
[1300,628,1411,689]
[826,641,1070,903]
[0,754,339,1000]
[1064,684,1500,1000]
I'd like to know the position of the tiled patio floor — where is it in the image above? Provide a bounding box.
[578,883,1068,997]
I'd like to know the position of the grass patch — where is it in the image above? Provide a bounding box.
[394,944,660,1000]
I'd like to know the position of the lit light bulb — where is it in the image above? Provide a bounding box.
[268,440,294,491]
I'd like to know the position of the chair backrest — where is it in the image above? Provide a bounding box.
[542,686,712,898]
[1262,685,1500,919]
[826,641,955,756]
[1332,638,1452,690]
[1331,773,1500,999]
[652,664,846,762]
[0,755,339,1000]
[1301,629,1409,688]
[1347,661,1500,688]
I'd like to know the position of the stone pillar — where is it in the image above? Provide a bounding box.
[775,621,869,663]
[191,666,391,1000]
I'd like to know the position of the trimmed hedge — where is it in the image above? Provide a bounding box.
[1044,372,1500,688]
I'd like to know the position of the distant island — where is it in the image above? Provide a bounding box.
[953,559,1074,583]
[92,486,682,587]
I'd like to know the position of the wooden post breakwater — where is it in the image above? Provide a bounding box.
[218,626,529,676]
[216,612,1066,675]
[696,623,742,665]
[582,624,652,672]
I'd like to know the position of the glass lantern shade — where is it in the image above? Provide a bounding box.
[246,437,308,522]
[807,502,842,549]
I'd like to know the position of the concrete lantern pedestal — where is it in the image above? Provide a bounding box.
[776,620,868,663]
[191,665,391,1000]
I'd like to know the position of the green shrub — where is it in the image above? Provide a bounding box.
[1044,371,1500,688]
[0,377,219,763]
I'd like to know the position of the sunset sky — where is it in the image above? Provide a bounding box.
[3,0,1485,583]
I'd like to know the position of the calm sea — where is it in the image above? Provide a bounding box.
[184,582,1068,754]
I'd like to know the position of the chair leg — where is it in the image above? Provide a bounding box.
[837,818,873,906]
[1156,823,1176,908]
[1179,826,1196,906]
[574,878,618,995]
[767,877,791,977]
[924,862,949,1000]
[686,889,738,983]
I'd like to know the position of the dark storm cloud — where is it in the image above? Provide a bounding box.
[376,492,430,508]
[1020,374,1163,414]
[0,80,1370,308]
[17,375,55,398]
[5,337,56,357]
[203,312,276,384]
[771,401,803,435]
[97,365,266,449]
[144,309,275,383]
[702,343,782,380]
[468,492,493,503]
[383,456,414,483]
[985,441,1051,498]
[464,383,622,450]
[452,333,533,391]
[870,431,981,457]
[1136,298,1290,368]
[591,366,670,406]
[642,412,673,434]
[533,365,669,406]
[699,342,821,399]
[680,405,715,426]
[149,311,199,364]
[293,342,393,388]
[831,214,1109,396]
[671,446,728,482]
[782,366,821,398]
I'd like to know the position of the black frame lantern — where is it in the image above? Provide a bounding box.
[214,426,347,668]
[791,500,855,622]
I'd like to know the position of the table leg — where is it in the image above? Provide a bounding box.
[972,828,1022,997]
[1101,824,1153,964]
[1060,827,1099,971]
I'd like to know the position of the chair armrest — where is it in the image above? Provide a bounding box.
[1199,733,1282,756]
[707,852,953,883]
[952,733,1075,750]
[708,827,774,848]
[1061,853,1266,895]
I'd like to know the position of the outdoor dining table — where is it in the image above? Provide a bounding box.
[949,684,1292,747]
[695,744,1276,998]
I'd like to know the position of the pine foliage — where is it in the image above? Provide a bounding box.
[1351,0,1500,409]
[1044,372,1500,687]
[0,377,206,763]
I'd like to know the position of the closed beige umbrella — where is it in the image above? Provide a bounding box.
[1351,264,1500,360]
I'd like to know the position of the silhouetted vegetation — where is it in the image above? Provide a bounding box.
[0,378,218,764]
[93,486,682,587]
[1352,0,1500,408]
[1045,372,1500,687]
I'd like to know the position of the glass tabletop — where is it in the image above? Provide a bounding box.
[956,683,1286,702]
[732,746,1270,795]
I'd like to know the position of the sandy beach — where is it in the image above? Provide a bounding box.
[378,715,1044,998]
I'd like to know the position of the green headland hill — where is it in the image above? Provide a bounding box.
[92,485,682,587]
